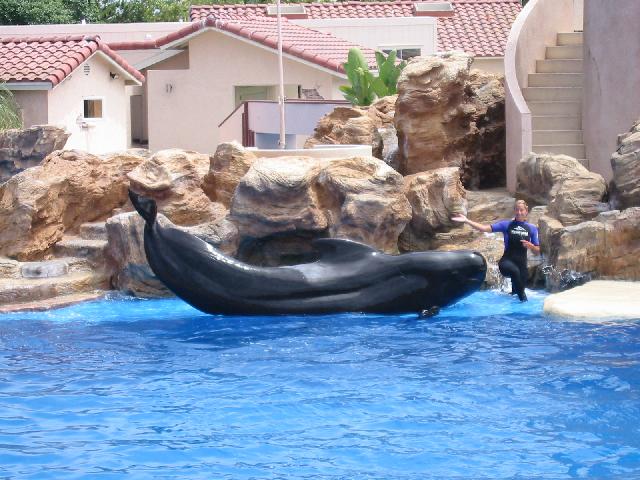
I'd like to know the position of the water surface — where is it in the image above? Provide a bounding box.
[0,291,638,479]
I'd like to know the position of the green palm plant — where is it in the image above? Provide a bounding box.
[0,83,23,131]
[340,48,407,106]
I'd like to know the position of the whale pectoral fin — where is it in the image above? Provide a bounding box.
[312,238,379,263]
[129,189,157,225]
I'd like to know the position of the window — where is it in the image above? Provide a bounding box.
[381,47,422,61]
[83,99,103,119]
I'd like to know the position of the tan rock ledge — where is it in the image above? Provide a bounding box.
[543,280,640,321]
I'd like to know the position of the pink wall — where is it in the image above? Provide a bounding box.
[504,0,574,191]
[13,90,48,127]
[583,0,640,181]
[147,30,342,154]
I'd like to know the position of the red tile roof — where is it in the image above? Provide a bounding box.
[0,35,145,86]
[438,1,521,56]
[129,16,379,73]
[190,0,521,57]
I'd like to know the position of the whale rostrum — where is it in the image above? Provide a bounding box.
[129,190,486,315]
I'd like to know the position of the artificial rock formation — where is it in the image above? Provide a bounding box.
[540,208,640,280]
[395,52,506,188]
[610,118,640,209]
[202,141,258,208]
[0,125,70,182]
[230,155,411,259]
[127,149,226,226]
[516,153,608,225]
[304,96,397,160]
[400,167,467,251]
[0,149,144,260]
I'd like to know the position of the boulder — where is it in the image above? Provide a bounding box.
[304,96,397,160]
[0,125,70,182]
[231,156,327,240]
[105,212,170,298]
[0,149,144,260]
[465,189,515,223]
[610,118,640,209]
[517,153,608,225]
[230,155,411,259]
[127,149,226,226]
[395,52,506,188]
[202,141,258,208]
[542,207,640,280]
[547,175,609,226]
[399,167,467,250]
[315,156,411,252]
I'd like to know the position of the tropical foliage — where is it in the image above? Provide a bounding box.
[0,84,23,131]
[340,48,407,106]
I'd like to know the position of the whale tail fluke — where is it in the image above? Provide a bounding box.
[129,189,157,225]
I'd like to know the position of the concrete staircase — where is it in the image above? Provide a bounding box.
[0,221,111,312]
[522,31,586,165]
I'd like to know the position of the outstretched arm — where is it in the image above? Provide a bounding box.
[451,214,492,233]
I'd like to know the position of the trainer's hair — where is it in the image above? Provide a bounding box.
[515,199,529,210]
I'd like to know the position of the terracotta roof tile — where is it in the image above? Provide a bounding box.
[0,35,145,86]
[154,16,378,73]
[190,0,521,57]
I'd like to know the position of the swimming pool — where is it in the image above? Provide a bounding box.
[0,291,638,479]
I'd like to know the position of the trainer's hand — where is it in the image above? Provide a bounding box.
[451,214,468,223]
[521,240,535,250]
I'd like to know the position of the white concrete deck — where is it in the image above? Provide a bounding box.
[543,280,640,320]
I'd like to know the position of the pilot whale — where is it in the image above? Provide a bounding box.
[129,190,486,315]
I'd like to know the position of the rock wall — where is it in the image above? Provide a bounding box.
[0,149,144,260]
[395,52,506,188]
[0,125,70,182]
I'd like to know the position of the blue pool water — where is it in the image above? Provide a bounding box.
[0,290,639,479]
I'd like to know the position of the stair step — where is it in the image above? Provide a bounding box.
[0,271,109,306]
[0,291,107,313]
[532,144,586,158]
[546,45,582,60]
[528,73,582,87]
[536,59,583,73]
[523,87,582,101]
[54,236,108,264]
[528,101,581,115]
[557,32,583,46]
[532,115,581,130]
[79,221,107,240]
[533,130,583,144]
[20,259,69,279]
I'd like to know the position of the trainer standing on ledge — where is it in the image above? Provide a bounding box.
[451,200,540,302]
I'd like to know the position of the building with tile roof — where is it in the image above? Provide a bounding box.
[131,15,383,152]
[0,35,144,153]
[191,0,522,72]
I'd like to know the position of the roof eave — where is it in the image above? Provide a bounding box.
[4,82,53,91]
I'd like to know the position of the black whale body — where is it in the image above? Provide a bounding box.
[129,190,486,315]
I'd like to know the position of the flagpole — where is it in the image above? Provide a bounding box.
[276,0,286,149]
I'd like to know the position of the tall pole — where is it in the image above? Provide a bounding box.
[276,0,286,149]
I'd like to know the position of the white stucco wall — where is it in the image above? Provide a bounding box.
[12,90,49,127]
[47,53,131,154]
[147,30,344,153]
[583,0,640,181]
[297,17,437,58]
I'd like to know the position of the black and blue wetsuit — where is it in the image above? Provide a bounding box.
[491,219,539,301]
